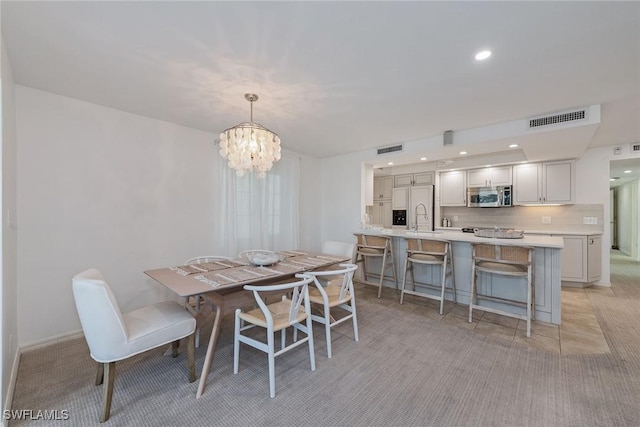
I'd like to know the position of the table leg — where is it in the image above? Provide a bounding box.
[196,294,223,398]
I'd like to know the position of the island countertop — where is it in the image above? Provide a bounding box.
[357,228,564,249]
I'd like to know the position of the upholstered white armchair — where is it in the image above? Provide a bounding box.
[72,268,196,422]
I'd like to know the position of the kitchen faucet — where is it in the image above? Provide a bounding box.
[413,202,429,233]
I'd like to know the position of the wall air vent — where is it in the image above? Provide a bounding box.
[528,109,587,129]
[632,143,640,152]
[377,144,403,155]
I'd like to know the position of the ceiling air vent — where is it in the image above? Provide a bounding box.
[528,109,587,129]
[632,143,640,152]
[377,144,403,155]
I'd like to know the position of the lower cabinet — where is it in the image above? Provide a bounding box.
[557,235,602,284]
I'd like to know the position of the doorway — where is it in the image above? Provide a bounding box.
[609,158,640,260]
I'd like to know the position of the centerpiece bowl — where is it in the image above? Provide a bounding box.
[240,250,284,266]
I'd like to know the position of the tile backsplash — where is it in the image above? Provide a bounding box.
[441,204,604,232]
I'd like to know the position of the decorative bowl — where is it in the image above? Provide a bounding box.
[240,250,283,266]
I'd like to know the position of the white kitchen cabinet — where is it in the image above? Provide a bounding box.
[547,234,601,284]
[513,160,575,205]
[587,235,602,282]
[467,166,512,188]
[413,172,435,186]
[373,176,394,200]
[394,172,434,187]
[370,200,392,228]
[439,170,467,206]
[392,187,408,210]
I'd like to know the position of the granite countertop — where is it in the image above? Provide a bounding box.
[357,228,564,249]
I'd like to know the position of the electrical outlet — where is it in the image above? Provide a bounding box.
[453,216,459,222]
[583,217,590,224]
[542,216,552,224]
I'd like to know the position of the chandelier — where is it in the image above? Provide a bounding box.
[219,93,281,178]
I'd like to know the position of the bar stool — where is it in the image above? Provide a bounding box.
[353,234,398,298]
[400,237,455,314]
[468,243,535,337]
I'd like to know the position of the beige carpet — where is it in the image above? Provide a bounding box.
[10,252,640,426]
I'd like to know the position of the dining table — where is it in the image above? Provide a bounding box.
[144,250,351,398]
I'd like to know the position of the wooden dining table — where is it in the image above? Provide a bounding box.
[144,250,350,398]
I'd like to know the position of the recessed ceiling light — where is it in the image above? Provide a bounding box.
[624,170,632,173]
[420,157,427,161]
[387,162,394,165]
[459,151,468,155]
[509,144,519,148]
[475,50,492,61]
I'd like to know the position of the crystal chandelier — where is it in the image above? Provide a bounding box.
[219,93,281,178]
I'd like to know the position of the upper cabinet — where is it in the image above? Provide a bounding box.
[373,176,394,200]
[467,166,512,188]
[394,172,435,187]
[439,170,467,206]
[513,160,575,205]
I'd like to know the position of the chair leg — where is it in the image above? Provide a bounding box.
[95,362,104,386]
[439,262,446,315]
[281,328,286,351]
[351,297,359,342]
[449,247,457,303]
[171,340,179,358]
[233,309,241,374]
[187,333,196,383]
[388,242,398,290]
[306,315,316,372]
[469,265,477,323]
[267,329,276,398]
[100,362,116,423]
[324,300,333,358]
[400,257,410,304]
[378,252,387,298]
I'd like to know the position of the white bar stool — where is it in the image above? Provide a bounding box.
[400,237,456,314]
[353,233,398,298]
[468,243,535,337]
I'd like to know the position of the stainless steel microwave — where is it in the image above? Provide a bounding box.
[467,185,512,208]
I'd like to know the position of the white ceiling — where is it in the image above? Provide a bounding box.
[3,1,640,163]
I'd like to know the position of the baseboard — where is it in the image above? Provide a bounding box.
[3,346,21,423]
[19,329,84,354]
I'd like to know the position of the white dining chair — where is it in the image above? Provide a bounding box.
[233,275,315,398]
[72,268,196,423]
[302,263,359,358]
[322,240,356,262]
[184,255,232,347]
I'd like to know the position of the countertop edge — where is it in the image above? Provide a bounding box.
[356,229,564,249]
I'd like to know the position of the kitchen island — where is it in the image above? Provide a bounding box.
[355,228,564,324]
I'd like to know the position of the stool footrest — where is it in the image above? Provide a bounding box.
[469,303,528,322]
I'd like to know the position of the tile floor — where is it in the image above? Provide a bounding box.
[354,281,611,355]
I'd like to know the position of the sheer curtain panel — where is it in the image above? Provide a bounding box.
[213,151,300,257]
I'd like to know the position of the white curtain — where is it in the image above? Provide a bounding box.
[212,151,300,257]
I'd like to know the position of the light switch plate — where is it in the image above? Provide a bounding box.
[542,216,552,224]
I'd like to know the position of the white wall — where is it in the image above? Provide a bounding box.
[298,155,322,252]
[2,37,19,415]
[321,151,367,244]
[15,87,219,345]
